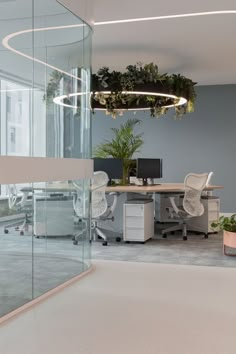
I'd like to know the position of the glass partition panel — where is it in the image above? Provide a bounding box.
[0,183,33,317]
[32,180,86,298]
[0,0,92,317]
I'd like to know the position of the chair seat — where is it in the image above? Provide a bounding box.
[168,206,191,219]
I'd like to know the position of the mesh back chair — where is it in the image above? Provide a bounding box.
[4,184,32,236]
[161,173,209,240]
[73,171,118,246]
[206,171,214,186]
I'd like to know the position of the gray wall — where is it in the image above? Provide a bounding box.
[92,85,236,213]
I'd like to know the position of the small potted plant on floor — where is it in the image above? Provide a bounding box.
[211,215,236,256]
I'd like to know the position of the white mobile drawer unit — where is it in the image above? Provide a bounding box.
[123,199,154,242]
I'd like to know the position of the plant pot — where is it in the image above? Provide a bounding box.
[223,230,236,256]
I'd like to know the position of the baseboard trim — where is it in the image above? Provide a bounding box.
[0,264,93,325]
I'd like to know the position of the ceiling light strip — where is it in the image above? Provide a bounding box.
[95,10,236,25]
[2,24,86,83]
[53,91,187,109]
[2,10,236,88]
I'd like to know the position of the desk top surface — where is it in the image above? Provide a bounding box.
[105,183,224,193]
[22,182,223,193]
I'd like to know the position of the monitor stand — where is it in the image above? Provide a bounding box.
[148,178,161,186]
[142,178,148,186]
[138,178,161,186]
[107,179,113,186]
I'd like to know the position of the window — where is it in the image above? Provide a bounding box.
[6,95,11,113]
[9,126,16,153]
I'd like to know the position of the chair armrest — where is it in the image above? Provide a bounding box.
[107,192,119,214]
[169,196,181,215]
[16,191,29,208]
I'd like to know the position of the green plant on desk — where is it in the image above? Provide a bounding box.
[211,214,236,232]
[93,118,144,185]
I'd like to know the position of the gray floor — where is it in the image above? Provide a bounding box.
[0,228,87,317]
[0,253,85,317]
[1,222,236,318]
[91,224,236,267]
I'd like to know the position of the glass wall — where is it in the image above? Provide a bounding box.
[0,0,92,317]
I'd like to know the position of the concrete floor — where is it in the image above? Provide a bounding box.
[91,225,236,267]
[1,260,236,354]
[0,228,89,317]
[1,223,236,318]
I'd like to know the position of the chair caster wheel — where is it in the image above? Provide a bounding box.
[15,226,19,231]
[183,236,187,241]
[116,237,121,242]
[204,234,208,239]
[20,231,24,236]
[162,234,167,238]
[4,229,9,234]
[72,236,75,241]
[102,241,108,246]
[73,240,78,245]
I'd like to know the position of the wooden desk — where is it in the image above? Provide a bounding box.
[22,183,223,194]
[105,183,223,193]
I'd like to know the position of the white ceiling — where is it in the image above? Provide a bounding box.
[92,0,236,85]
[0,0,235,87]
[0,0,88,87]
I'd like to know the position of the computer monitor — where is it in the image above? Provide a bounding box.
[93,158,123,185]
[136,158,163,185]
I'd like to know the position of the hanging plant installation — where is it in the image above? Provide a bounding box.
[46,62,197,119]
[91,63,197,118]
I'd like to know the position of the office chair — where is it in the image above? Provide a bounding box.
[73,171,118,246]
[206,171,214,186]
[161,173,209,240]
[4,184,33,236]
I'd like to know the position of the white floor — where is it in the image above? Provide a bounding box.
[0,260,236,354]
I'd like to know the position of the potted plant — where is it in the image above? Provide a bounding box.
[211,215,236,255]
[93,118,144,184]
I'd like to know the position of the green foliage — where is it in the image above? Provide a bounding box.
[91,62,197,119]
[93,118,144,184]
[44,62,197,119]
[211,214,236,232]
[93,118,143,159]
[43,71,65,103]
